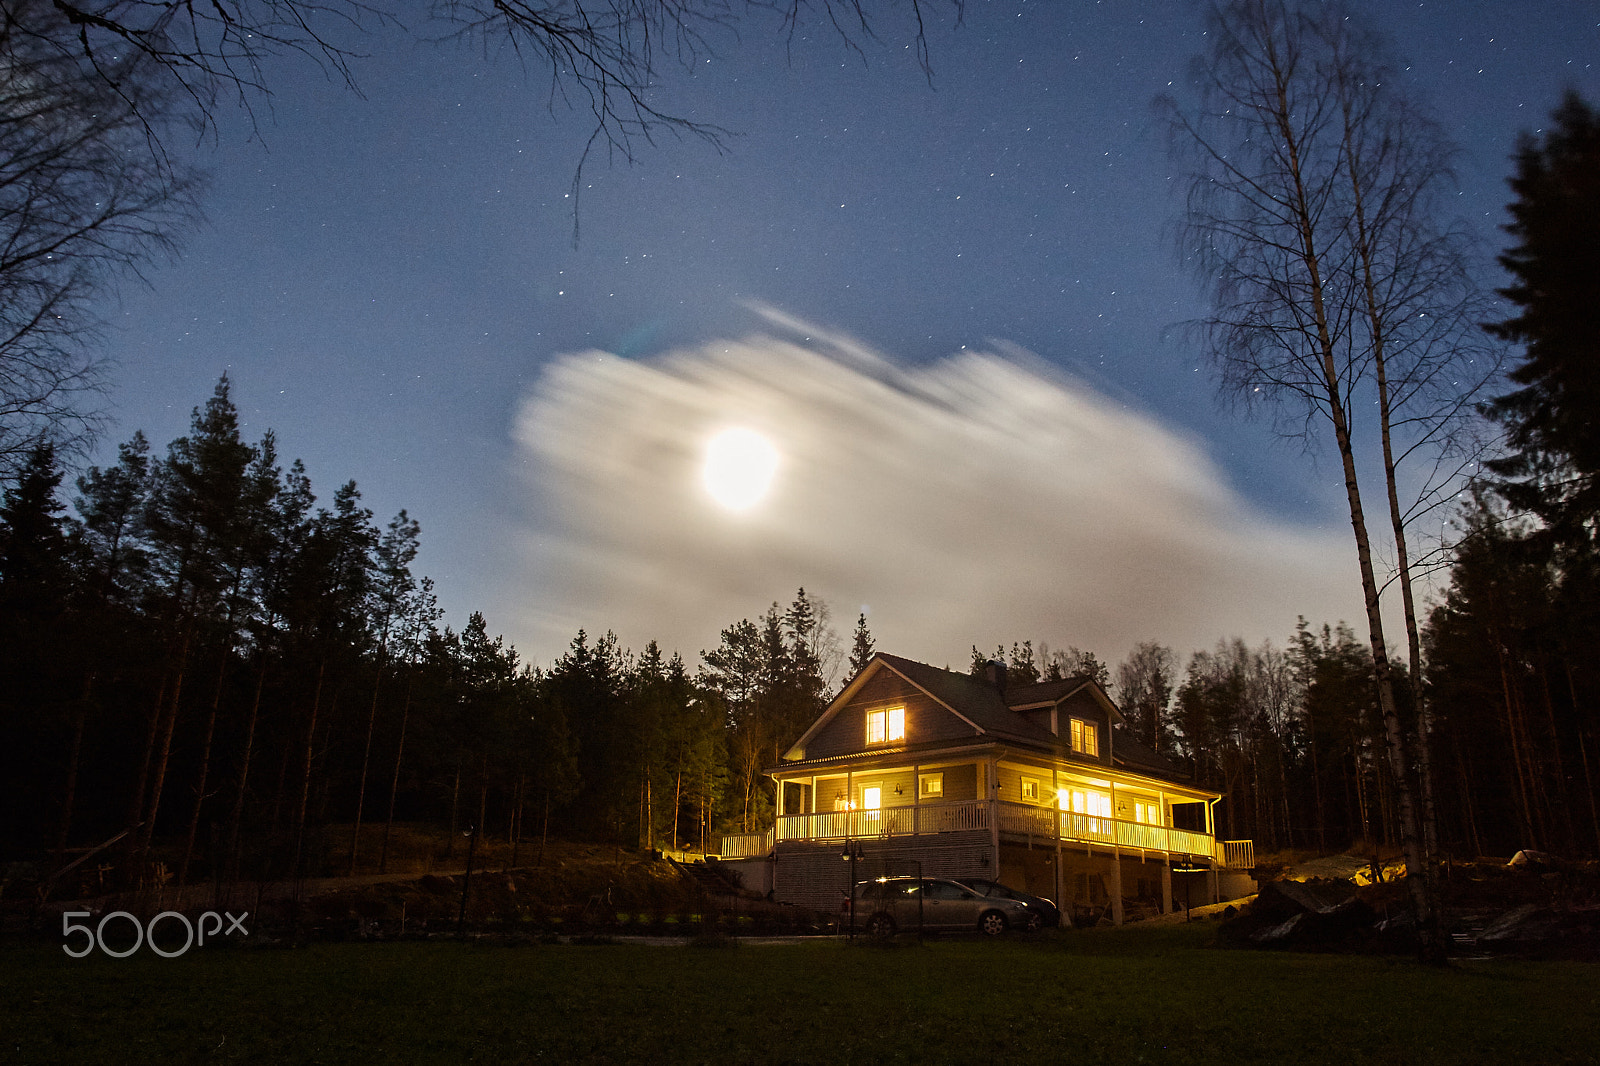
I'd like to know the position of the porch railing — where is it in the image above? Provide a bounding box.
[776,800,988,844]
[772,798,1241,862]
[718,829,774,859]
[1219,839,1255,869]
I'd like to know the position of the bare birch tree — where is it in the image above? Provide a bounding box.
[1320,18,1503,867]
[1160,0,1492,961]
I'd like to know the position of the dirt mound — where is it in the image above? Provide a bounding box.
[1221,856,1600,958]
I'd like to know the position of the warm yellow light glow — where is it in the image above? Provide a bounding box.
[865,707,905,745]
[701,428,779,510]
[1070,717,1100,757]
[1059,787,1110,816]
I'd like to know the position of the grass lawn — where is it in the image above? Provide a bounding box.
[3,922,1595,1064]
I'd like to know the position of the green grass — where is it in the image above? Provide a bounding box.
[4,922,1595,1064]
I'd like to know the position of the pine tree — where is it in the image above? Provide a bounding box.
[134,376,260,869]
[0,441,72,615]
[1486,92,1600,542]
[1008,641,1039,685]
[348,510,421,872]
[73,432,153,604]
[0,442,77,856]
[848,612,875,675]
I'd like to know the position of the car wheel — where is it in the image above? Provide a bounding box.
[1023,910,1043,933]
[978,910,1007,937]
[867,914,896,940]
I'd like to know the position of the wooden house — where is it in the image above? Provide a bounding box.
[719,653,1255,922]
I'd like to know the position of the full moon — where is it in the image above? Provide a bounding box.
[702,428,780,511]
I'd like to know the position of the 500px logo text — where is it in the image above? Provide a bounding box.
[62,910,249,958]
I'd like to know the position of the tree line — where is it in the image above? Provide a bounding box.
[0,385,873,885]
[975,598,1596,864]
[1,347,1597,887]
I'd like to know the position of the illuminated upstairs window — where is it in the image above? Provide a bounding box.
[1070,717,1099,757]
[866,707,905,746]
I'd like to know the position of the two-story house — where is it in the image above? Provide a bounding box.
[719,652,1255,923]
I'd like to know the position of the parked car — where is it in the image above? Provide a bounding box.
[845,876,1034,938]
[955,878,1061,929]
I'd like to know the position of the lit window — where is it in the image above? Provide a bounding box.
[866,707,905,745]
[862,786,881,810]
[919,772,944,798]
[1021,777,1041,802]
[1135,800,1163,825]
[1062,789,1111,818]
[1070,718,1099,757]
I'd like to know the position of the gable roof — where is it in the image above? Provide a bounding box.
[784,651,1120,761]
[1002,675,1126,725]
[877,653,1062,746]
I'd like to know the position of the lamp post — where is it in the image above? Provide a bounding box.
[457,823,479,938]
[1172,861,1203,921]
[841,841,865,939]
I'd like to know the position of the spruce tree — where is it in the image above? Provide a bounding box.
[848,612,876,676]
[1486,92,1600,541]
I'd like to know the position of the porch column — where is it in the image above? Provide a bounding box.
[1052,766,1063,915]
[1110,847,1123,926]
[912,761,920,836]
[987,757,1000,874]
[1109,779,1124,924]
[1160,861,1172,915]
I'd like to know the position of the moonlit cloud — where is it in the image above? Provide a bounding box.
[511,313,1359,669]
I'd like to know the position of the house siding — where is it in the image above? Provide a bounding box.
[801,668,979,760]
[1058,689,1112,768]
[921,762,978,802]
[841,768,917,808]
[997,761,1058,806]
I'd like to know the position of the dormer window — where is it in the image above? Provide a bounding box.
[866,707,905,746]
[1070,717,1099,757]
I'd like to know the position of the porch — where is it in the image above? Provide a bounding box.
[720,797,1254,870]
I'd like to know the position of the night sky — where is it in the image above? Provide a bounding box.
[98,2,1599,674]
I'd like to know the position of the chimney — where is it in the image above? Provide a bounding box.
[984,659,1007,695]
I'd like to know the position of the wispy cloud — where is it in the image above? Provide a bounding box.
[510,314,1357,669]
